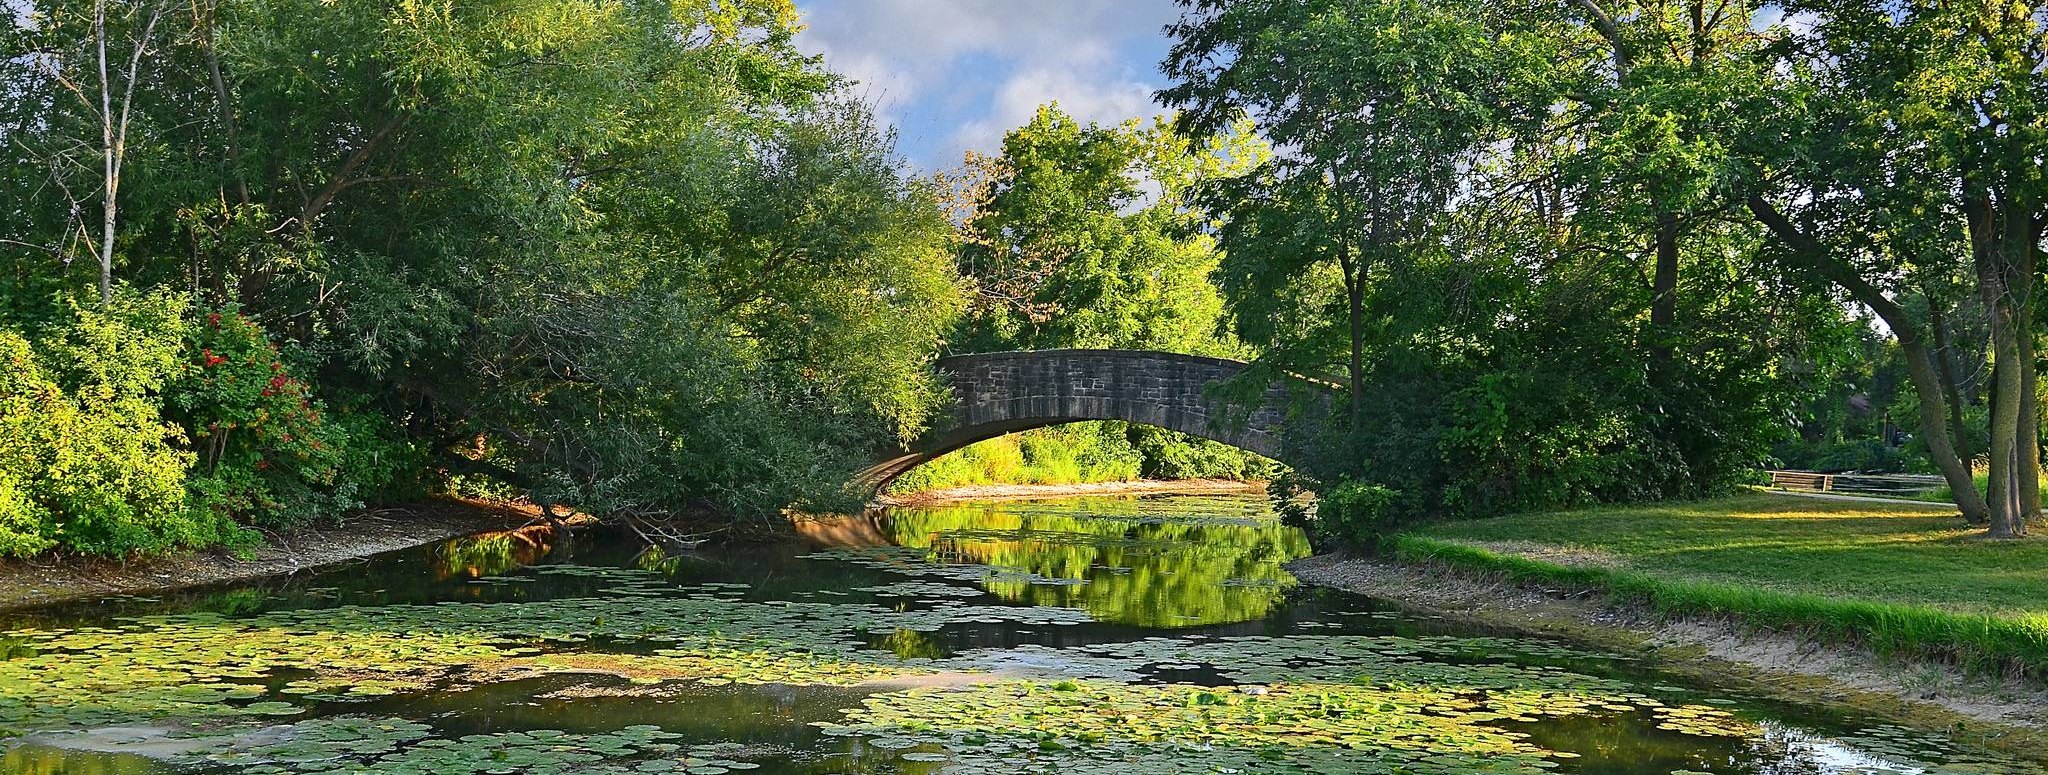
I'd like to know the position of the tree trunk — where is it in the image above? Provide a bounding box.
[2021,317,2039,527]
[1928,300,1974,463]
[1970,184,2035,538]
[201,0,249,207]
[1649,210,1679,364]
[1985,311,2024,537]
[2015,211,2040,530]
[96,0,115,306]
[1346,268,1365,429]
[1900,334,1994,525]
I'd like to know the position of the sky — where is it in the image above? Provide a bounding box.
[792,0,1185,172]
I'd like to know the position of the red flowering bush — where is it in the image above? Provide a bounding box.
[167,307,353,527]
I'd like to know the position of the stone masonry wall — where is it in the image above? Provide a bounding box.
[934,349,1292,459]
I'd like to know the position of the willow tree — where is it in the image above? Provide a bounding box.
[0,0,965,521]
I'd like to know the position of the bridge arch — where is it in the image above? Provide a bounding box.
[857,349,1324,490]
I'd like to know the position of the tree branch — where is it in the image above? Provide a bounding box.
[300,113,408,230]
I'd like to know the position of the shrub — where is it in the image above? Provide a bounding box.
[1128,424,1279,481]
[167,306,361,528]
[0,295,248,557]
[1312,479,1403,546]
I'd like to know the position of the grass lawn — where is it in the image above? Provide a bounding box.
[1394,492,2048,672]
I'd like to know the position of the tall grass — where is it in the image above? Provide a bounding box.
[1387,534,2048,679]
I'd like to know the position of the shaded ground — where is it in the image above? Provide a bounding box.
[0,498,533,612]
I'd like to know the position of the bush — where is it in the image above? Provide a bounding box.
[1312,479,1403,546]
[167,306,377,528]
[0,295,248,557]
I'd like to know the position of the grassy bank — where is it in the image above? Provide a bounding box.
[1389,493,2048,677]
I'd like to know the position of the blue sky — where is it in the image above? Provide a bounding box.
[793,0,1185,171]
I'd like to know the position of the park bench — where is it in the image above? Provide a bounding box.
[1767,470,1834,492]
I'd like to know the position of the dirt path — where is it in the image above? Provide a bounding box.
[1288,553,2048,760]
[879,478,1265,506]
[0,499,533,613]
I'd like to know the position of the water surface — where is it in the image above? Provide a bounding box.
[1,494,2036,774]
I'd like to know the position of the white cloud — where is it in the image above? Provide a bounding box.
[951,67,1162,157]
[795,0,1182,168]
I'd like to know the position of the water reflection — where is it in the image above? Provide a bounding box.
[877,496,1312,628]
[0,494,2040,775]
[434,524,560,580]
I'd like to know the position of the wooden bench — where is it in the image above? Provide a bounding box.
[1767,470,1834,492]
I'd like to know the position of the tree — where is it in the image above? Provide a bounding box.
[5,0,172,305]
[1554,0,1768,367]
[1163,0,1548,427]
[1162,0,1846,532]
[1743,0,2045,535]
[950,104,1257,358]
[0,0,967,545]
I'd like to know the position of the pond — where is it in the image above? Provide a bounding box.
[0,494,2038,775]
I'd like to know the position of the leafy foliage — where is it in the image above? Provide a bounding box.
[1161,0,1855,541]
[0,294,244,556]
[0,0,963,549]
[168,307,359,527]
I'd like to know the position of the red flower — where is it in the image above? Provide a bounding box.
[206,312,222,328]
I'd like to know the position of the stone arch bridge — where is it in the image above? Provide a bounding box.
[857,349,1329,489]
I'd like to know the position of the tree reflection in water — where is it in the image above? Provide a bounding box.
[435,524,558,580]
[879,496,1311,628]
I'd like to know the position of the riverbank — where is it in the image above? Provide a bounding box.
[878,477,1265,506]
[1286,491,2048,757]
[0,498,533,612]
[1288,553,2048,758]
[1394,492,2048,672]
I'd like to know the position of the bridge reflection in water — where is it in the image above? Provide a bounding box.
[797,495,1311,629]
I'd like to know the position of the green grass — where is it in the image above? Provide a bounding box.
[1395,493,2048,676]
[1913,470,2048,503]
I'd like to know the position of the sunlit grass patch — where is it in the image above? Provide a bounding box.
[1398,493,2048,675]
